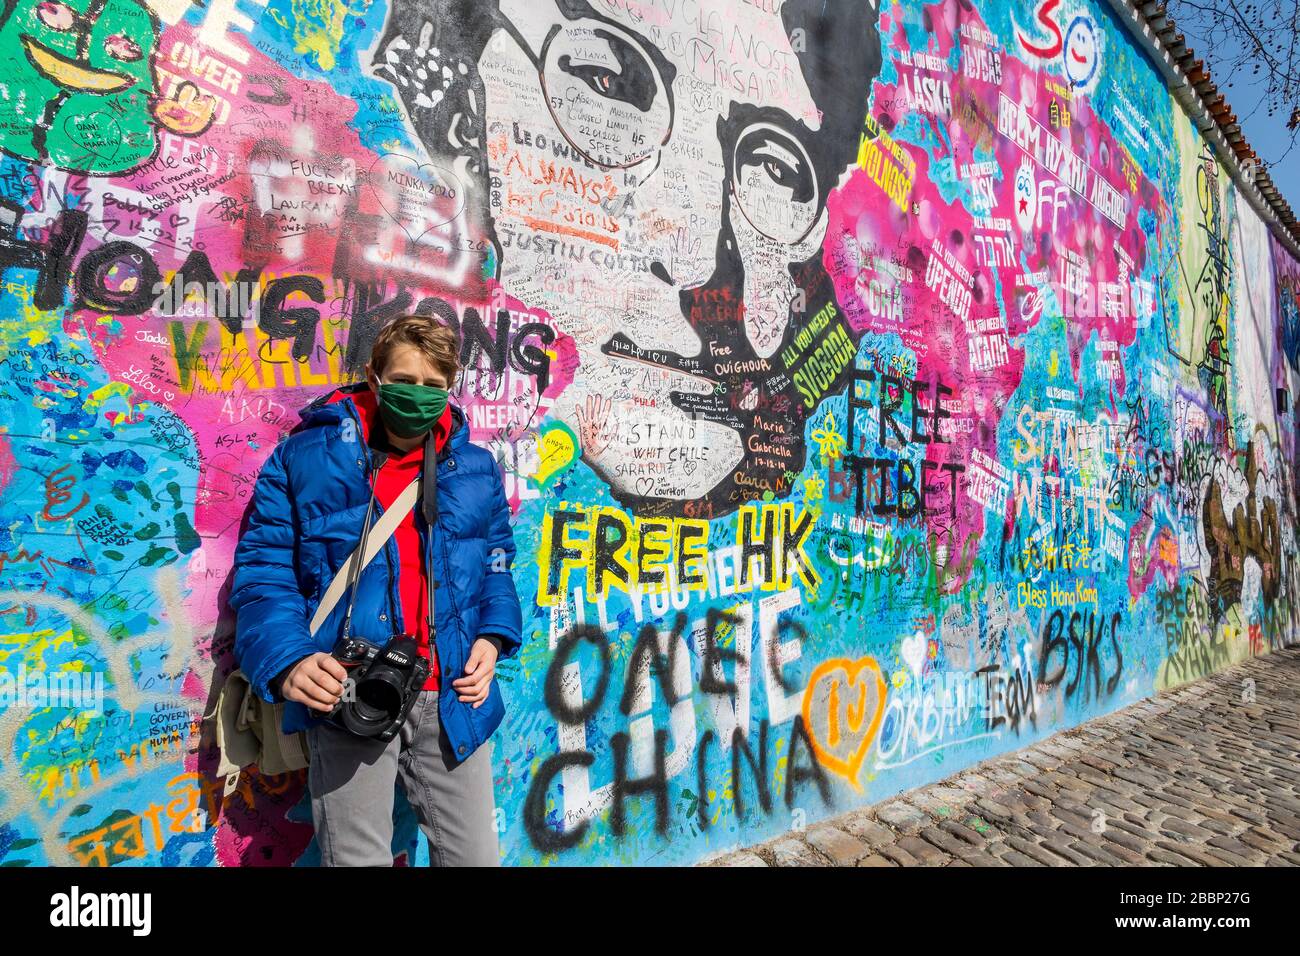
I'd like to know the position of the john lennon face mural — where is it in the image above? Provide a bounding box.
[371,0,882,517]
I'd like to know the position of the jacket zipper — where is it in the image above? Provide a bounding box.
[420,462,457,645]
[382,537,401,637]
[418,511,436,662]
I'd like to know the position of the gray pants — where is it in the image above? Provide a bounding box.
[306,690,500,866]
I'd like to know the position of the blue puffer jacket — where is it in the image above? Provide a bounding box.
[228,383,523,762]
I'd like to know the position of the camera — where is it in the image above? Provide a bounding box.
[325,633,429,740]
[318,442,440,741]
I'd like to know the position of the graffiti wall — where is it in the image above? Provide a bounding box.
[1,0,1298,867]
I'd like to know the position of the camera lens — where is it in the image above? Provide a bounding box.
[356,676,402,720]
[340,668,405,736]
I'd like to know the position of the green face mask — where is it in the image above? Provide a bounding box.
[376,381,449,439]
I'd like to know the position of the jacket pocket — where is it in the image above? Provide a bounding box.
[471,676,506,748]
[303,558,327,634]
[308,557,326,603]
[449,536,487,607]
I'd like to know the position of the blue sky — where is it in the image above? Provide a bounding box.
[1181,22,1299,213]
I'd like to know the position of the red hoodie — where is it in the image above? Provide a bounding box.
[328,387,452,691]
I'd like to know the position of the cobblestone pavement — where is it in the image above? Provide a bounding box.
[705,646,1300,867]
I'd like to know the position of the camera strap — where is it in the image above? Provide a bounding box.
[310,467,421,637]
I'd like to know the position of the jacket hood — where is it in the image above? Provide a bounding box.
[295,382,469,452]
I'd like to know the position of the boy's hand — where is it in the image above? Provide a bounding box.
[453,638,499,708]
[281,653,349,712]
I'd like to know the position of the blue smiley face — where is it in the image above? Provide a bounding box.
[1063,16,1099,89]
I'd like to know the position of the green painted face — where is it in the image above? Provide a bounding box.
[0,0,161,174]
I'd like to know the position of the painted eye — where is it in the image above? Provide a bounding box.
[105,33,143,61]
[539,19,672,169]
[36,1,76,30]
[731,123,820,244]
[763,159,793,186]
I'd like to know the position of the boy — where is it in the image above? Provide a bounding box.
[229,314,522,866]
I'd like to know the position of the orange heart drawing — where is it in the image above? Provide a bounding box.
[801,656,887,792]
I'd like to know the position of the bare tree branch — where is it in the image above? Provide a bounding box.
[1165,0,1300,169]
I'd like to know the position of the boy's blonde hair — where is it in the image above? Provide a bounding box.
[369,314,460,385]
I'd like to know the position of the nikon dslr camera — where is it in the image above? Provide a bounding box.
[326,633,429,741]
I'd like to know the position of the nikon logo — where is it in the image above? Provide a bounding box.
[385,652,410,665]
[50,886,151,936]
